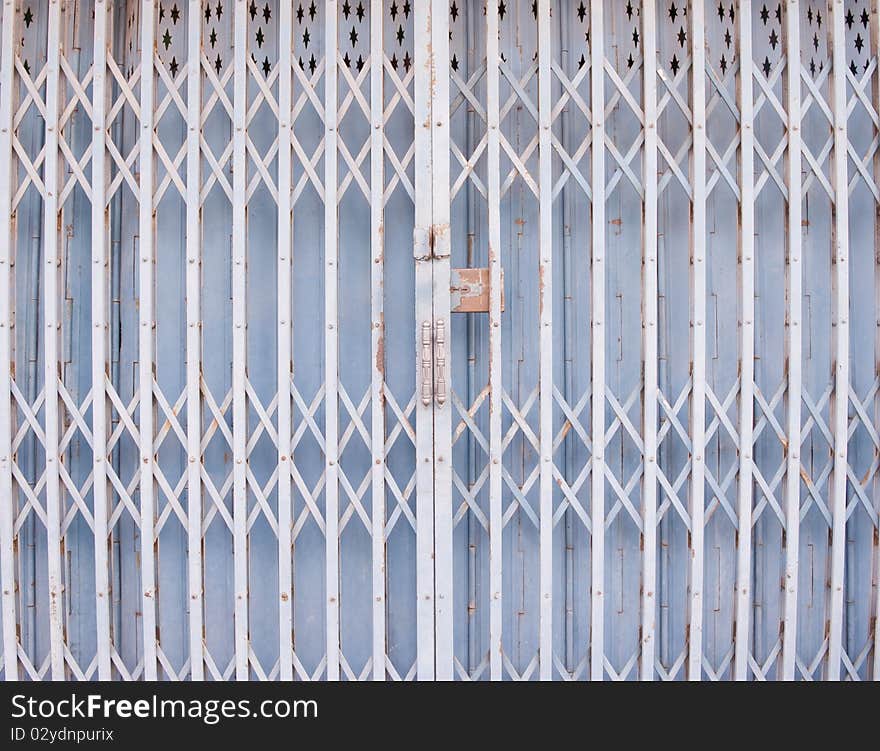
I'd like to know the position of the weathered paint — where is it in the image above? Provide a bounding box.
[0,0,877,681]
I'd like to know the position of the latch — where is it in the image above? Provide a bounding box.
[450,267,504,314]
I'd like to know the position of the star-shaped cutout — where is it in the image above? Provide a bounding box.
[397,24,405,45]
[249,0,257,21]
[854,33,864,54]
[255,27,264,47]
[303,29,310,47]
[451,2,459,23]
[759,4,769,24]
[670,54,680,75]
[390,1,398,20]
[342,0,351,18]
[762,56,771,76]
[170,56,178,76]
[263,3,271,23]
[216,2,223,20]
[215,54,223,73]
[162,28,172,50]
[356,2,365,22]
[170,3,180,23]
[209,28,217,47]
[308,53,317,74]
[350,26,358,46]
[309,1,317,21]
[296,4,304,23]
[262,56,271,76]
[768,29,778,50]
[677,27,686,47]
[576,1,586,23]
[669,3,678,23]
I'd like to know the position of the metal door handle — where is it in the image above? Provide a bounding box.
[421,321,433,407]
[434,319,446,408]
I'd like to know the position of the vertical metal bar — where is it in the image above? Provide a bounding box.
[486,0,502,683]
[324,0,340,682]
[44,0,65,680]
[589,0,606,682]
[827,0,850,681]
[465,0,477,679]
[413,0,435,681]
[276,0,293,683]
[91,0,112,681]
[688,0,707,682]
[0,0,19,681]
[735,0,756,681]
[185,0,204,681]
[641,0,659,682]
[782,0,803,681]
[369,0,386,681]
[537,0,554,682]
[873,0,880,684]
[138,0,158,681]
[558,0,574,677]
[431,0,454,681]
[232,0,249,681]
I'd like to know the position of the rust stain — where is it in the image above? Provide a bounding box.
[375,313,385,379]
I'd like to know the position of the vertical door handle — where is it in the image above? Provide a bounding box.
[421,320,433,407]
[434,319,447,407]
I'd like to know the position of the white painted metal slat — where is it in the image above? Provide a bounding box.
[413,0,434,682]
[324,0,340,682]
[782,0,803,682]
[44,0,66,680]
[827,0,851,681]
[369,0,386,681]
[0,0,18,681]
[537,0,554,682]
[735,0,756,682]
[276,0,293,683]
[641,0,659,682]
[185,0,204,682]
[688,0,708,682]
[91,0,113,681]
[232,0,249,681]
[486,0,503,683]
[138,0,158,682]
[431,0,454,682]
[589,0,606,683]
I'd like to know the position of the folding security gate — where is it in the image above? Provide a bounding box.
[0,0,878,682]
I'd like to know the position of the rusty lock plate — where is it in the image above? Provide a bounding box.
[450,267,504,314]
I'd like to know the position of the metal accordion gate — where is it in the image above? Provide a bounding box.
[0,0,878,682]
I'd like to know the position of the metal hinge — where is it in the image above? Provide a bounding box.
[420,320,433,406]
[420,319,448,408]
[434,319,446,408]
